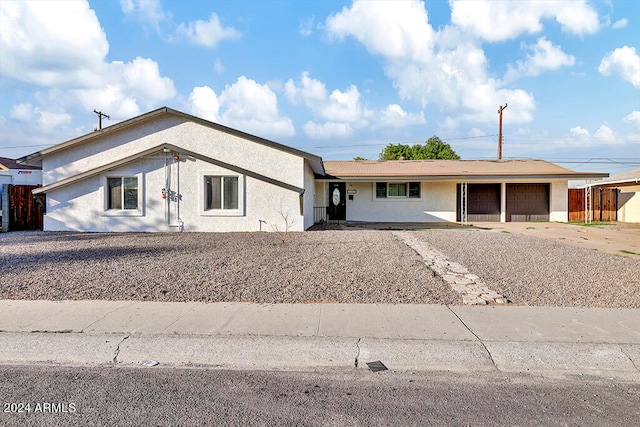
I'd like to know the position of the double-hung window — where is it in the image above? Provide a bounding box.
[376,182,421,199]
[107,177,138,210]
[205,176,238,210]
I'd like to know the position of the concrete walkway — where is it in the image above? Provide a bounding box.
[0,300,639,380]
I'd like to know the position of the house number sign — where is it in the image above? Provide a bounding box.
[332,188,341,206]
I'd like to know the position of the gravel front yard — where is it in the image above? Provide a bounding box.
[407,229,640,308]
[0,230,460,305]
[1,229,639,307]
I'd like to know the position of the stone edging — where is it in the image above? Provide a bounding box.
[392,231,508,305]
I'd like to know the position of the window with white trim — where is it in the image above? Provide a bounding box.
[107,177,138,210]
[205,176,238,210]
[375,182,421,198]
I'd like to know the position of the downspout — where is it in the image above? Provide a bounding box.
[165,152,183,231]
[166,153,184,232]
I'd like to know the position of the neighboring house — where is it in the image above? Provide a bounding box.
[17,106,607,232]
[316,160,606,223]
[0,156,42,186]
[0,156,42,220]
[585,167,640,223]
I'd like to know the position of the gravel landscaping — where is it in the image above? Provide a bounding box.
[407,229,640,308]
[0,230,460,305]
[2,228,639,307]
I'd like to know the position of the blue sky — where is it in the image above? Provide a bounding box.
[1,0,638,174]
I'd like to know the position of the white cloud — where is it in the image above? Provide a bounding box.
[8,103,71,132]
[326,0,536,126]
[624,111,640,125]
[598,46,640,88]
[214,58,224,74]
[503,38,575,83]
[594,125,616,143]
[0,1,176,120]
[285,72,328,108]
[299,16,315,37]
[321,86,366,122]
[9,103,35,121]
[612,18,628,29]
[187,77,294,138]
[450,0,600,42]
[303,122,354,139]
[119,57,176,103]
[0,1,108,86]
[175,13,240,47]
[187,86,220,122]
[377,104,426,128]
[284,72,372,138]
[119,0,168,30]
[327,0,434,61]
[120,1,240,48]
[286,72,426,137]
[468,128,487,137]
[569,126,590,137]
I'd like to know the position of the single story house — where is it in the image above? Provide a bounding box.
[18,107,607,232]
[318,160,606,223]
[585,167,640,223]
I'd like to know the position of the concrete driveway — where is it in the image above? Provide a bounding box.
[476,222,640,258]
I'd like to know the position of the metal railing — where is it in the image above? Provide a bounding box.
[314,206,328,224]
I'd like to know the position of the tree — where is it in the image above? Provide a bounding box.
[352,156,367,161]
[379,136,460,160]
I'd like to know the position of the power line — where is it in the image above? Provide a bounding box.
[0,144,54,150]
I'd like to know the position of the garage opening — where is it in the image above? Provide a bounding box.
[456,184,501,222]
[506,183,549,222]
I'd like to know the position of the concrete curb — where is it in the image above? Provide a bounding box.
[1,332,638,380]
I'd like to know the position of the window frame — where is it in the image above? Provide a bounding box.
[375,182,422,200]
[201,172,244,217]
[102,173,144,217]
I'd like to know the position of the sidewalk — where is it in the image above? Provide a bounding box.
[0,300,639,380]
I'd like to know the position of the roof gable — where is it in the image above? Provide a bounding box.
[19,106,325,175]
[33,143,305,196]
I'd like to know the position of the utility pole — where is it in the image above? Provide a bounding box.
[93,109,110,130]
[497,103,507,160]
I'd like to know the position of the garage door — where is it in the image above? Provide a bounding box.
[456,184,501,221]
[506,184,549,222]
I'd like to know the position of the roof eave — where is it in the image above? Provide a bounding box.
[317,172,609,181]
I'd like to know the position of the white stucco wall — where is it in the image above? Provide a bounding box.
[340,181,457,222]
[618,185,640,223]
[303,160,316,230]
[549,179,568,222]
[44,156,305,232]
[42,116,304,190]
[314,179,570,223]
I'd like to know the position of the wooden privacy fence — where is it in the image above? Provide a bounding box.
[1,184,45,231]
[568,187,617,222]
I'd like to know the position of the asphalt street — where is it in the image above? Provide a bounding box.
[1,365,639,426]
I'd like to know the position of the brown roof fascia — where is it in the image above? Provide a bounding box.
[317,172,609,181]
